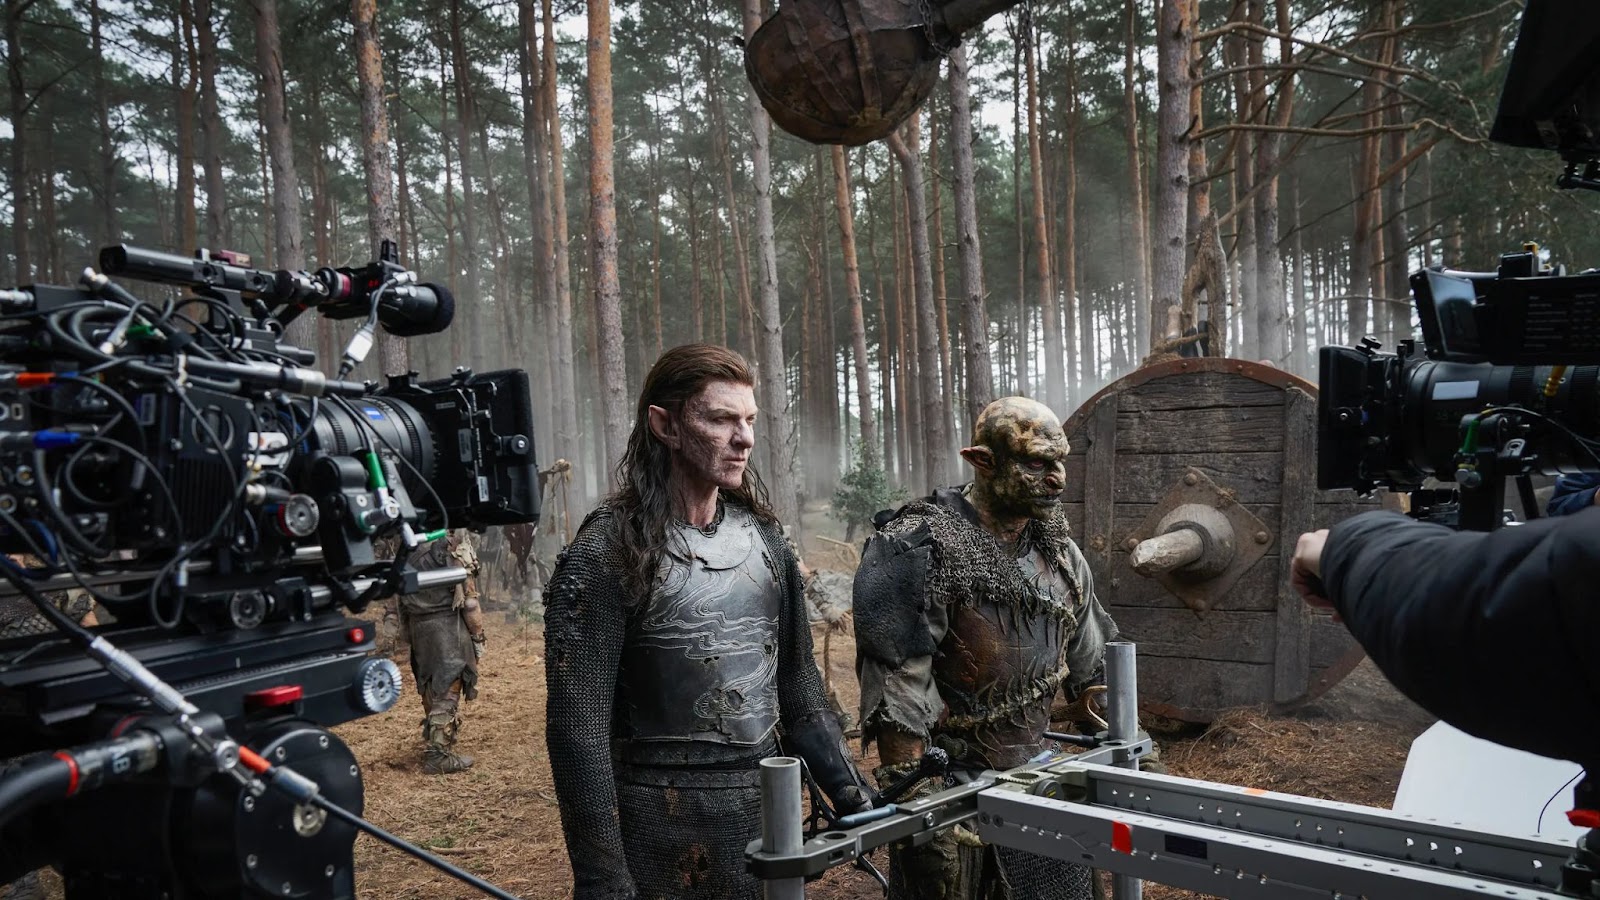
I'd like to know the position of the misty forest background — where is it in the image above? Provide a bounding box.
[1,0,1590,541]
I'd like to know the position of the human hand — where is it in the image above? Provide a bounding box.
[471,633,486,660]
[1290,530,1336,616]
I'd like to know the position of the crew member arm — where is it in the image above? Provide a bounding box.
[767,525,873,814]
[853,519,950,771]
[1323,509,1600,766]
[1547,474,1600,517]
[543,518,635,900]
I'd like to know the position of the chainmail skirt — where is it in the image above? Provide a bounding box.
[616,765,764,900]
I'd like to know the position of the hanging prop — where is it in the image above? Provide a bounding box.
[745,0,1023,146]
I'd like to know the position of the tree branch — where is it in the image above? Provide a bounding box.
[1194,20,1434,83]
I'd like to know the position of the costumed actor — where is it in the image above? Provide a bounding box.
[543,343,874,900]
[854,396,1121,900]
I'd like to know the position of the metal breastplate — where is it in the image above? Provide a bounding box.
[933,546,1075,768]
[620,505,782,747]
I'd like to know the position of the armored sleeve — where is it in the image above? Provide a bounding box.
[853,515,950,748]
[542,512,636,900]
[762,521,872,814]
[1061,537,1120,698]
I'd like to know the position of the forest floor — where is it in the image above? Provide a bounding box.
[10,507,1437,900]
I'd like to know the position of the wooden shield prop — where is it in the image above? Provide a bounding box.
[1060,358,1392,723]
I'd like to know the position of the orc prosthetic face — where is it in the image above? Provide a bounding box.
[960,397,1071,523]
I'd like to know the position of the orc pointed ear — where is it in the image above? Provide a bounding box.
[960,445,995,473]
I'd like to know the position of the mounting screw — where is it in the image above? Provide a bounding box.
[325,865,336,878]
[282,882,292,895]
[275,746,287,760]
[1123,537,1139,551]
[1184,472,1199,486]
[243,796,256,813]
[923,813,937,828]
[349,765,359,778]
[247,855,259,870]
[1254,531,1270,544]
[319,735,330,749]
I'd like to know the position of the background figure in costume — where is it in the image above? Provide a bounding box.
[854,397,1120,900]
[399,529,485,774]
[543,343,872,900]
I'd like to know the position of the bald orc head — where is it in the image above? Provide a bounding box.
[959,397,1071,522]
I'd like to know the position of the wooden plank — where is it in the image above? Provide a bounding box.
[1309,612,1361,669]
[1102,555,1282,612]
[1107,607,1277,664]
[1115,406,1287,454]
[1136,657,1275,721]
[1116,372,1285,414]
[1274,387,1316,704]
[1063,454,1086,503]
[1079,394,1119,593]
[1112,452,1286,505]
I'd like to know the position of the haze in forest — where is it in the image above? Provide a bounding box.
[0,0,1584,531]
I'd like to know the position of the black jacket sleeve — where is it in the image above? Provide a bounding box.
[1322,509,1600,768]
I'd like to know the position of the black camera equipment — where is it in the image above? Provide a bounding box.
[0,241,538,900]
[1317,245,1600,531]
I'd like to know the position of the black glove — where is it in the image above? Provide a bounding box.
[786,711,875,815]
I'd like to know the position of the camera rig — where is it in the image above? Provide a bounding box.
[1317,244,1600,531]
[746,644,1600,900]
[0,242,539,899]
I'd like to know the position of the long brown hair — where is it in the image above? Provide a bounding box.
[607,343,775,600]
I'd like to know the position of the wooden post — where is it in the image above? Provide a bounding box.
[1274,387,1314,703]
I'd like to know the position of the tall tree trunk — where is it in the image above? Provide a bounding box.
[649,99,664,359]
[193,0,227,248]
[90,0,119,245]
[1011,21,1027,395]
[351,0,406,373]
[889,120,950,489]
[174,0,197,254]
[1349,6,1382,345]
[1381,0,1411,348]
[256,0,310,349]
[545,0,579,475]
[865,151,896,478]
[520,0,557,462]
[586,0,627,483]
[6,0,30,283]
[1151,0,1192,351]
[447,0,481,367]
[928,111,954,451]
[1024,7,1062,403]
[1064,14,1085,391]
[890,159,917,488]
[948,45,993,427]
[1227,5,1259,359]
[745,0,800,522]
[1183,0,1209,261]
[1290,172,1308,375]
[832,145,878,467]
[1251,0,1293,365]
[1123,0,1150,319]
[702,25,754,361]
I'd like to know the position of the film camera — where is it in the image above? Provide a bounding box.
[0,241,539,898]
[1316,0,1600,533]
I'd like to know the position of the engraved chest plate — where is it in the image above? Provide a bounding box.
[621,506,783,746]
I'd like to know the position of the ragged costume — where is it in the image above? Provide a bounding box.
[544,501,869,900]
[399,530,485,774]
[855,398,1121,900]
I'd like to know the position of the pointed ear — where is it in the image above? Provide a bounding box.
[647,404,678,449]
[960,445,995,473]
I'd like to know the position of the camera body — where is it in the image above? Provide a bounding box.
[0,244,539,898]
[1317,247,1600,530]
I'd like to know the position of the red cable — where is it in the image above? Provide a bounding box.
[52,751,80,797]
